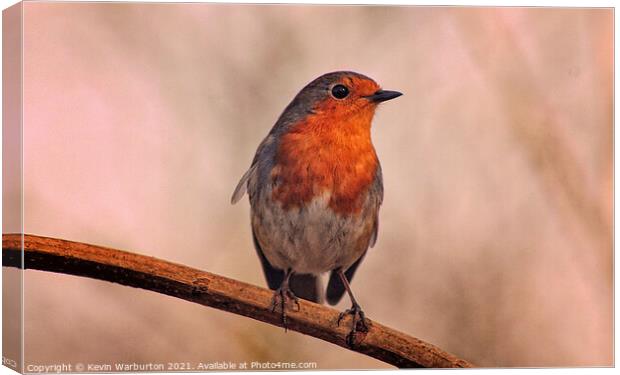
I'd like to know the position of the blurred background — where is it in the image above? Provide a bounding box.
[12,2,612,368]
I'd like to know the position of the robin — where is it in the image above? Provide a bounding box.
[231,71,402,345]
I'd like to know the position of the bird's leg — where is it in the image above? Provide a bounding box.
[270,268,300,329]
[335,268,369,346]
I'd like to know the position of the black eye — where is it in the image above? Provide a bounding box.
[331,84,349,99]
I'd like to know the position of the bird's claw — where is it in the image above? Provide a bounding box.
[270,287,300,329]
[337,303,369,346]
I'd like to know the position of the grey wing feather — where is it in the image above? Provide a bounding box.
[369,163,384,247]
[231,135,278,205]
[231,164,257,204]
[369,219,379,248]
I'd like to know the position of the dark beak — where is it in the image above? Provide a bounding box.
[366,89,403,103]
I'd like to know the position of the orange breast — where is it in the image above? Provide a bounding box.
[271,106,379,215]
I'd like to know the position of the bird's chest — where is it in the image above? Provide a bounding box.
[249,120,380,273]
[270,129,379,216]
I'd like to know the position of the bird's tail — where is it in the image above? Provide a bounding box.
[290,274,323,304]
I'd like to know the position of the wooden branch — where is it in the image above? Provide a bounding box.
[2,233,472,368]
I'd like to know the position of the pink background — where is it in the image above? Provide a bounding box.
[14,2,613,368]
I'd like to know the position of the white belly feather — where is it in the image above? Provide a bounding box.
[251,191,374,274]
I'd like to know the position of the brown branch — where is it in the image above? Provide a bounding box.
[2,233,472,368]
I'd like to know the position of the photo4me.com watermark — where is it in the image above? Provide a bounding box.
[22,360,319,372]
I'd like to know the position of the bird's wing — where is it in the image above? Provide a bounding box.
[369,217,379,248]
[369,163,383,247]
[230,164,257,204]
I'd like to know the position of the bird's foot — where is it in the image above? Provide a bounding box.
[337,302,369,346]
[270,286,300,330]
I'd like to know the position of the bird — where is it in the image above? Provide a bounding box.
[231,71,401,345]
